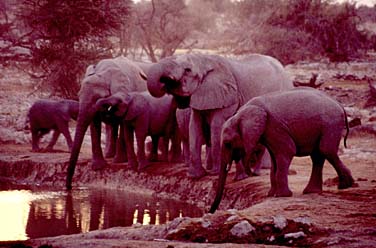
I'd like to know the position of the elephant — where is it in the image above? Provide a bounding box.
[66,56,149,189]
[176,107,270,181]
[147,53,293,179]
[176,107,213,169]
[209,88,354,213]
[96,91,178,170]
[26,99,79,152]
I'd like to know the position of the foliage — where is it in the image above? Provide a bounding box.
[16,0,131,99]
[221,0,370,64]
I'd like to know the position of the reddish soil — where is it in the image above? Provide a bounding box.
[0,61,376,247]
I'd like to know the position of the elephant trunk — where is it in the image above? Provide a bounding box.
[147,62,166,98]
[66,109,93,190]
[209,145,232,213]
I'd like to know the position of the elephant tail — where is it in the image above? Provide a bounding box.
[343,107,349,149]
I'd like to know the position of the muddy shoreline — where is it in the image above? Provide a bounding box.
[1,135,376,247]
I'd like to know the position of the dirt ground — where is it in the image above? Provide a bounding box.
[0,60,376,247]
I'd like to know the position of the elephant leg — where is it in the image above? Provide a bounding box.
[31,129,41,152]
[160,136,169,162]
[57,122,73,151]
[125,126,137,169]
[104,123,117,158]
[203,122,212,170]
[320,131,354,189]
[90,115,107,170]
[188,110,207,179]
[267,154,277,197]
[207,106,235,175]
[182,138,190,166]
[113,122,127,163]
[303,151,325,194]
[46,129,61,151]
[170,130,182,162]
[274,153,294,197]
[135,132,148,171]
[325,153,354,189]
[205,145,213,171]
[148,136,159,162]
[250,145,266,176]
[234,161,249,181]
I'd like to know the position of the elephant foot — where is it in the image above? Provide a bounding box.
[148,153,159,162]
[267,188,276,197]
[170,154,184,163]
[234,171,249,181]
[128,160,138,170]
[91,159,107,171]
[138,160,150,171]
[206,162,213,171]
[251,168,261,176]
[338,173,355,189]
[113,156,127,163]
[207,167,220,176]
[105,151,115,158]
[187,166,207,180]
[303,185,322,194]
[275,188,293,197]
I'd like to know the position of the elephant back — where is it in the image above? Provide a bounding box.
[229,54,293,107]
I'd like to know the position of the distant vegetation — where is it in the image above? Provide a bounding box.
[0,0,375,98]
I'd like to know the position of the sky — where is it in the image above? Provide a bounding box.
[336,0,375,6]
[133,0,375,6]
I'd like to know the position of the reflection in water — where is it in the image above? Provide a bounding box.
[0,186,203,241]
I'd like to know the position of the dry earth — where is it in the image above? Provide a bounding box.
[0,59,376,247]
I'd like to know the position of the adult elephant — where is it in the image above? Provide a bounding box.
[147,53,293,178]
[66,56,148,189]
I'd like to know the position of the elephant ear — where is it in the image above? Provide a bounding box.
[124,93,147,121]
[108,69,132,94]
[239,105,267,153]
[190,58,238,110]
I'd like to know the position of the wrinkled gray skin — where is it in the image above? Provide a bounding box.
[147,53,293,179]
[66,57,148,189]
[26,99,79,152]
[210,88,354,213]
[102,60,157,161]
[176,108,212,169]
[176,108,271,181]
[96,91,177,171]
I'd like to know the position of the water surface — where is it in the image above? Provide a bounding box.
[0,183,203,241]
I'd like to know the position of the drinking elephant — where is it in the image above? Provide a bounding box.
[26,99,79,152]
[209,88,354,213]
[147,53,293,179]
[66,56,149,189]
[96,91,178,170]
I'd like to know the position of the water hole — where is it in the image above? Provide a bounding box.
[0,181,203,241]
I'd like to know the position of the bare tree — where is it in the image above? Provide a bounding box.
[133,0,197,62]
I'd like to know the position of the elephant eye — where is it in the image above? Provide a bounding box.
[184,68,192,73]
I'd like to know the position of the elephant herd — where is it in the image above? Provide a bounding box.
[26,53,355,213]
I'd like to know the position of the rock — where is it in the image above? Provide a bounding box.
[273,215,287,230]
[230,220,255,237]
[293,216,312,226]
[284,231,306,239]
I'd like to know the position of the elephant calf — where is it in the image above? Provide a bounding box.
[26,99,79,152]
[210,88,354,213]
[96,91,178,171]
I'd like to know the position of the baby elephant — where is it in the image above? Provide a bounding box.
[210,88,354,213]
[26,99,79,152]
[96,91,177,171]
